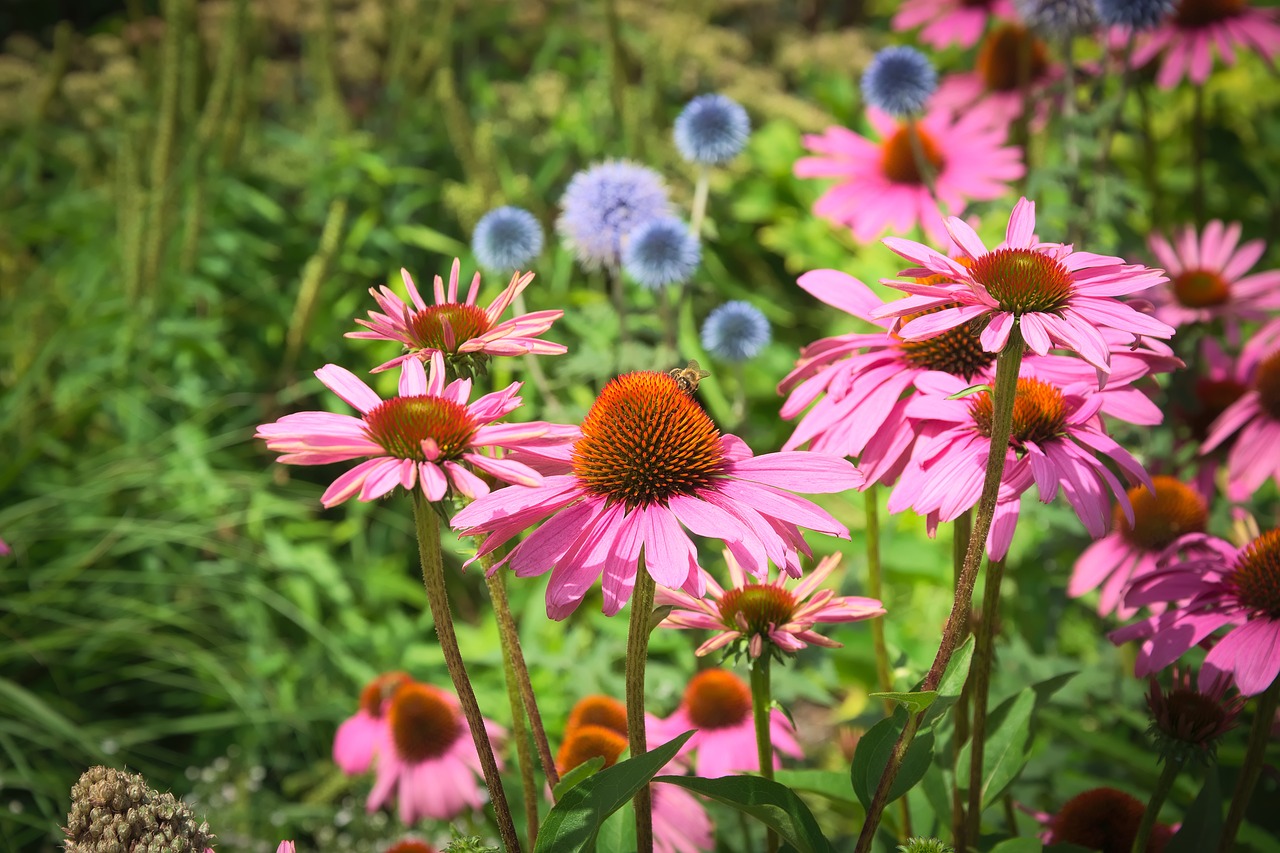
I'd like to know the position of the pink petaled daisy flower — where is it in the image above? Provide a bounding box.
[652,669,802,777]
[877,197,1175,374]
[256,353,552,507]
[1146,220,1280,329]
[368,682,502,824]
[1201,321,1280,501]
[1069,476,1208,619]
[795,101,1024,247]
[333,672,411,775]
[276,843,296,853]
[348,258,566,375]
[1116,530,1280,695]
[451,370,862,619]
[892,0,1017,48]
[932,23,1058,127]
[656,550,885,658]
[1131,0,1280,88]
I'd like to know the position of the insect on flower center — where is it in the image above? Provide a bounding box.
[970,377,1067,447]
[358,671,412,717]
[1172,268,1229,308]
[406,303,492,353]
[977,24,1050,93]
[567,696,628,737]
[388,684,463,763]
[1050,787,1151,853]
[970,248,1074,315]
[363,396,479,463]
[685,669,752,730]
[557,724,629,774]
[717,585,799,637]
[1251,350,1280,421]
[1175,0,1246,28]
[882,125,946,186]
[1226,529,1280,619]
[1114,476,1207,551]
[897,301,996,380]
[572,372,725,508]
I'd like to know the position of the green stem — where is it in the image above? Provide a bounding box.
[751,654,779,853]
[1192,84,1206,226]
[627,567,657,853]
[1131,754,1186,853]
[608,264,628,372]
[854,333,1025,853]
[951,512,973,851]
[689,166,710,239]
[411,494,522,853]
[1216,675,1280,853]
[865,486,893,714]
[964,556,1007,843]
[492,586,539,850]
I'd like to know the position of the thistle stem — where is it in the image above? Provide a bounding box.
[1216,675,1280,853]
[689,166,710,239]
[627,567,657,853]
[411,494,522,853]
[854,333,1024,853]
[1131,753,1185,853]
[751,653,779,853]
[965,556,1007,843]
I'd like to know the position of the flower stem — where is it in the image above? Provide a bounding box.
[627,565,657,853]
[751,653,779,853]
[492,586,540,850]
[965,556,1007,843]
[1192,84,1206,226]
[865,486,894,714]
[1132,753,1185,853]
[689,166,710,239]
[608,264,628,373]
[1216,674,1280,853]
[411,493,522,853]
[854,332,1024,853]
[951,513,973,852]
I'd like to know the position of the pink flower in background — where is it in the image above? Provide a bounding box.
[652,669,802,777]
[1132,0,1280,88]
[657,550,884,658]
[651,784,715,853]
[256,353,551,507]
[0,537,9,556]
[451,370,861,619]
[1201,321,1280,501]
[892,0,1016,48]
[877,198,1174,374]
[348,258,566,373]
[932,24,1057,126]
[1023,336,1184,428]
[1147,220,1280,328]
[334,672,411,775]
[276,843,296,853]
[795,102,1023,246]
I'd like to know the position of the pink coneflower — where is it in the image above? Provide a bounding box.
[1069,476,1208,618]
[877,198,1174,374]
[451,370,861,619]
[348,258,566,374]
[256,353,552,507]
[1146,220,1280,328]
[652,669,802,777]
[1041,787,1174,852]
[1131,0,1280,88]
[334,672,411,775]
[277,843,296,853]
[795,102,1024,246]
[1201,322,1280,501]
[1146,666,1243,760]
[892,0,1017,48]
[932,23,1058,126]
[657,550,885,658]
[367,682,501,824]
[1117,530,1280,695]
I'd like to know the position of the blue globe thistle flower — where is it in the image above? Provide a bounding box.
[622,217,701,290]
[1016,0,1099,36]
[1093,0,1175,30]
[556,161,671,270]
[472,206,544,271]
[701,301,771,363]
[673,94,751,166]
[860,46,937,117]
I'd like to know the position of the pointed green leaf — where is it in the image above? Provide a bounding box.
[851,712,937,809]
[1165,770,1222,853]
[772,769,857,804]
[870,690,938,714]
[923,636,976,728]
[653,774,834,853]
[552,756,606,801]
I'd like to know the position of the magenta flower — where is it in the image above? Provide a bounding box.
[795,102,1023,246]
[348,258,566,373]
[1116,530,1280,695]
[932,24,1058,127]
[256,353,552,506]
[451,370,862,619]
[1146,220,1280,329]
[651,669,802,777]
[276,843,296,853]
[1201,322,1280,502]
[877,197,1174,374]
[651,784,715,853]
[333,672,411,775]
[0,537,9,556]
[892,0,1017,48]
[1131,0,1280,88]
[367,682,502,824]
[656,550,884,658]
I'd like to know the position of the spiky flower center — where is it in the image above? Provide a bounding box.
[406,303,491,353]
[970,377,1067,447]
[1114,476,1207,551]
[1252,350,1280,420]
[388,684,462,763]
[882,126,946,186]
[970,248,1074,314]
[1175,0,1245,27]
[557,724,628,774]
[898,302,996,379]
[1050,787,1149,853]
[567,695,629,737]
[1172,268,1229,308]
[977,24,1050,92]
[685,669,752,730]
[572,372,725,508]
[386,841,439,853]
[717,585,799,636]
[363,396,478,462]
[1151,687,1235,748]
[1227,529,1280,619]
[358,671,412,717]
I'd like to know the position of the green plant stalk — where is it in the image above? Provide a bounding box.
[951,512,973,851]
[194,0,248,154]
[627,566,657,853]
[751,653,779,853]
[865,486,893,714]
[1131,753,1185,853]
[604,0,629,153]
[1192,84,1206,226]
[33,21,72,123]
[282,198,348,380]
[142,0,186,294]
[1094,33,1137,209]
[411,493,522,853]
[1216,674,1280,853]
[316,0,347,127]
[492,578,539,851]
[608,265,629,372]
[964,556,1007,843]
[689,166,710,239]
[854,332,1025,853]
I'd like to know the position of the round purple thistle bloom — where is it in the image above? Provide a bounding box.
[1093,0,1175,30]
[556,161,671,270]
[472,206,544,271]
[622,217,701,290]
[701,301,771,362]
[674,94,751,166]
[860,46,937,117]
[1017,0,1099,36]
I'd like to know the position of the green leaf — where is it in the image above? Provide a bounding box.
[970,688,1036,809]
[989,838,1043,852]
[653,774,834,853]
[533,731,692,853]
[870,690,938,714]
[947,383,991,399]
[924,636,976,727]
[1165,769,1222,853]
[552,756,606,801]
[851,712,937,810]
[772,769,857,804]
